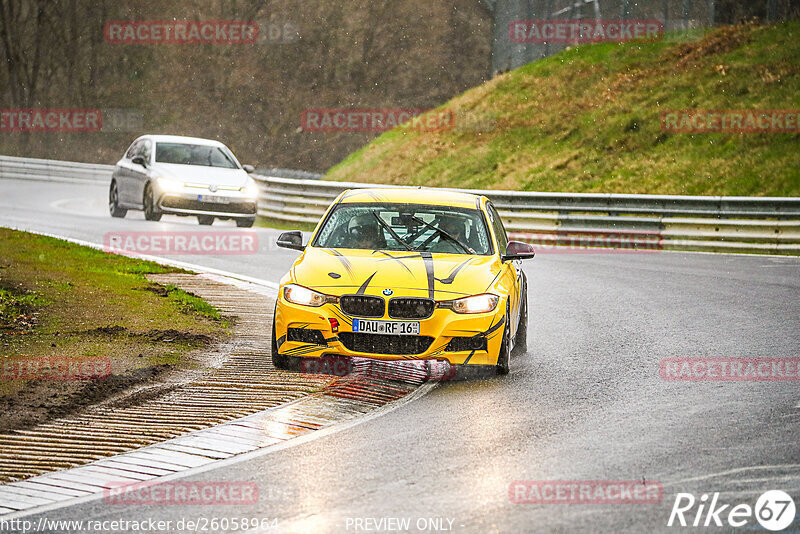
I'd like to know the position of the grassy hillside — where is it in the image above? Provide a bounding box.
[327,23,800,196]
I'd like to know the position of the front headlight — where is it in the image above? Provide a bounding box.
[283,284,328,307]
[241,178,259,198]
[157,177,185,192]
[447,293,499,314]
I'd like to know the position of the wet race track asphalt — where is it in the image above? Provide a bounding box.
[1,178,799,533]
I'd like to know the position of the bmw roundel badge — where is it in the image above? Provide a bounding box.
[382,288,393,296]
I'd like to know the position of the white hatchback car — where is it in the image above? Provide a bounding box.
[109,135,259,227]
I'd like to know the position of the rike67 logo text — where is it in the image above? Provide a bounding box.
[668,490,796,531]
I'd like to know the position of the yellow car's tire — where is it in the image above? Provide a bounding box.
[495,308,511,375]
[271,314,301,371]
[449,364,495,381]
[512,277,528,357]
[448,307,512,380]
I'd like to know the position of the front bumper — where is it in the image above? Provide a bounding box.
[157,191,257,219]
[274,294,506,367]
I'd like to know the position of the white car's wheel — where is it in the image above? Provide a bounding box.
[109,181,127,218]
[143,183,162,222]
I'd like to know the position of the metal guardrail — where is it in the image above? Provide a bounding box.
[253,175,800,255]
[2,155,799,254]
[0,154,113,184]
[255,167,324,181]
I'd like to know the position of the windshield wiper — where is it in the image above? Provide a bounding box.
[410,216,474,254]
[371,211,414,251]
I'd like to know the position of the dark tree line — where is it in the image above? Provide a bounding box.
[1,0,794,169]
[0,0,48,106]
[715,0,800,24]
[0,0,159,107]
[0,0,490,171]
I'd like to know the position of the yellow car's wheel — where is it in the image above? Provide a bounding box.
[512,276,528,357]
[449,364,495,380]
[449,305,512,380]
[271,310,301,371]
[495,305,511,375]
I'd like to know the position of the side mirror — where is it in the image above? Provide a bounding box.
[243,164,255,174]
[277,231,305,251]
[502,240,535,262]
[131,155,147,167]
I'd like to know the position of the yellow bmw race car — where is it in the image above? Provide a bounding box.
[272,188,535,378]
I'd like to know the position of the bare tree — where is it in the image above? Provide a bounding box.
[0,0,47,106]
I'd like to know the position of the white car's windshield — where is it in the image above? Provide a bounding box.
[155,143,239,169]
[314,203,492,255]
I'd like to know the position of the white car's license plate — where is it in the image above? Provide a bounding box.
[352,318,420,335]
[198,195,230,204]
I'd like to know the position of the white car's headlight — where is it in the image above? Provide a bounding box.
[446,293,499,314]
[242,178,259,198]
[157,177,185,192]
[283,284,328,307]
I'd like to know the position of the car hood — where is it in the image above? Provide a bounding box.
[292,247,503,300]
[151,163,249,188]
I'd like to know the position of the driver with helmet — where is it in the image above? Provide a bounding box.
[430,214,470,253]
[345,213,386,249]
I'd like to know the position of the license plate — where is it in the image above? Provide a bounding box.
[352,319,420,335]
[198,195,230,204]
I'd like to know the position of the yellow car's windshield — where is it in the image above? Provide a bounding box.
[314,203,493,255]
